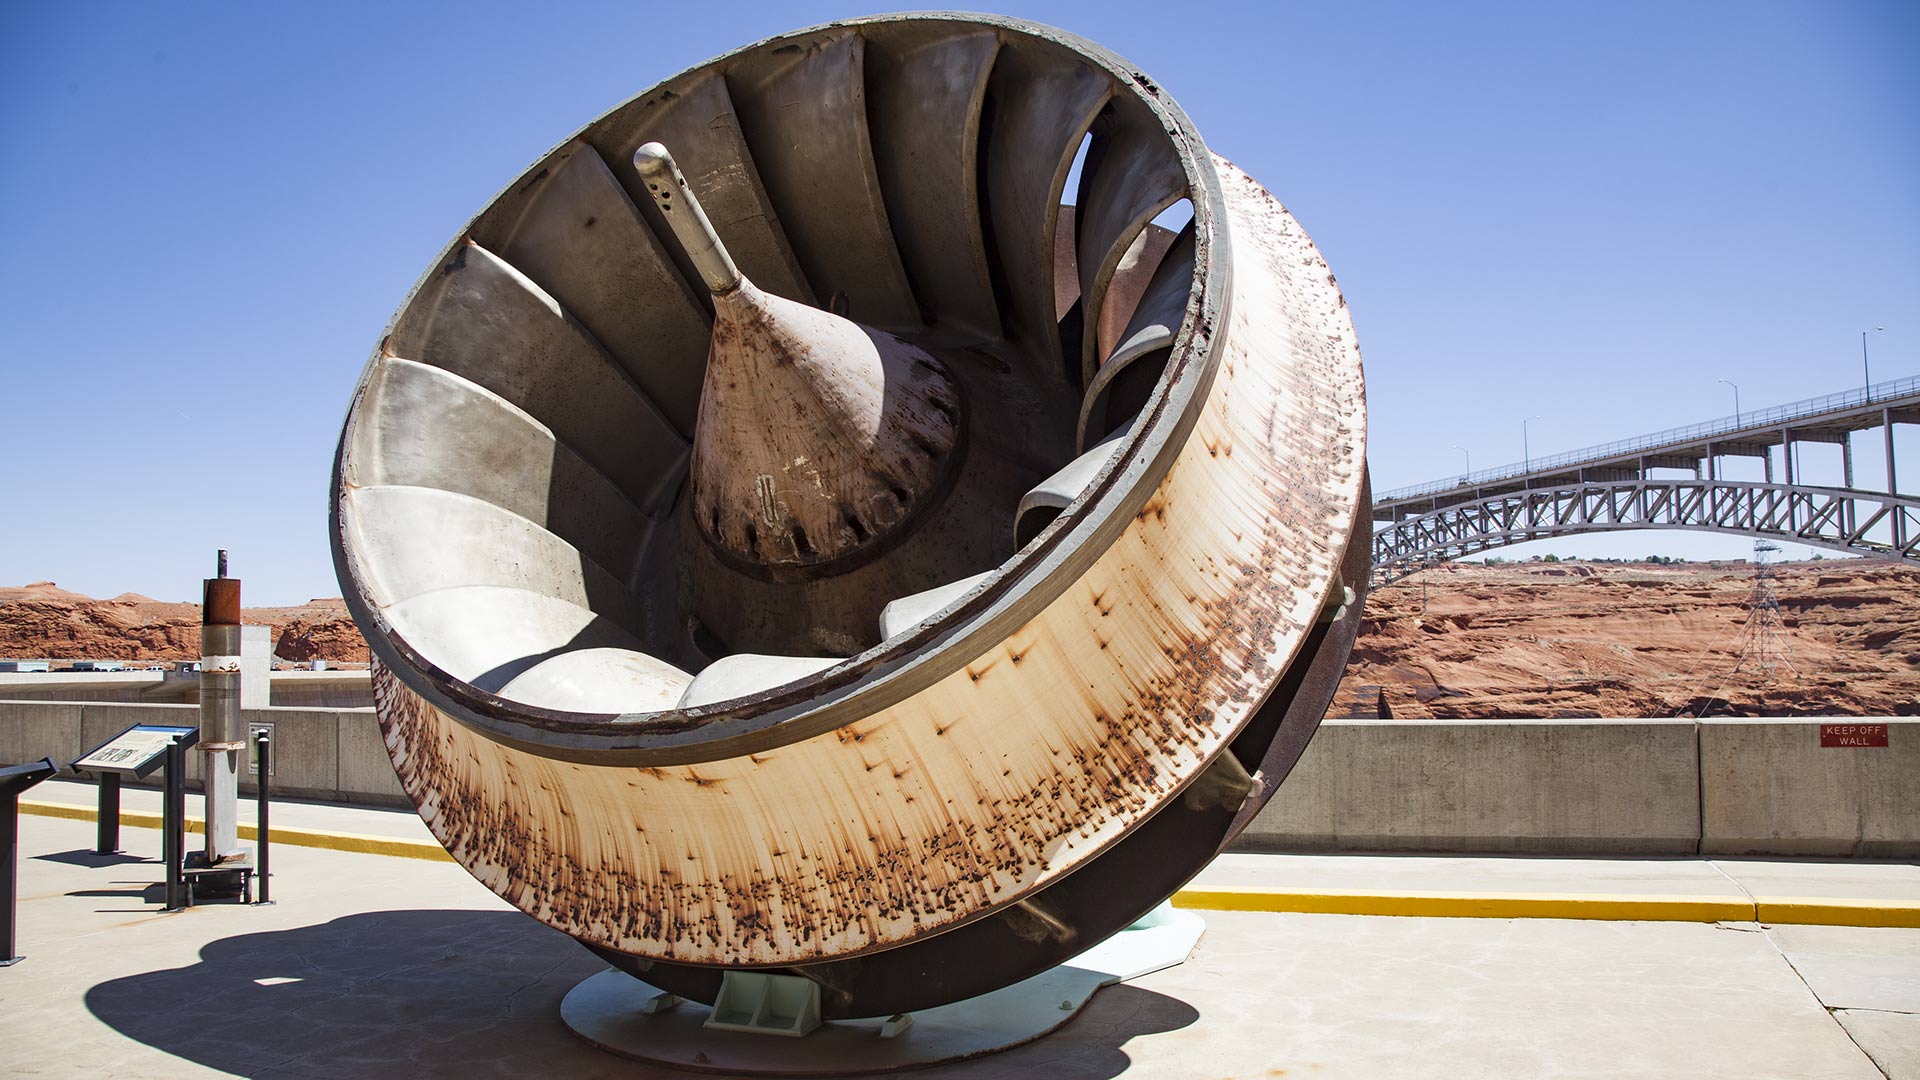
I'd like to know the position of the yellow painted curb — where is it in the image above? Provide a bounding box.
[1171,886,1753,923]
[18,800,94,825]
[1758,897,1920,929]
[19,799,454,863]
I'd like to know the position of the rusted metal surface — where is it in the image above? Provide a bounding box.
[336,14,1366,1019]
[690,278,963,577]
[202,576,242,628]
[1079,223,1193,451]
[1075,100,1188,386]
[590,72,815,307]
[978,41,1111,375]
[726,30,920,331]
[479,142,710,437]
[864,25,1003,339]
[633,145,965,580]
[1093,222,1180,378]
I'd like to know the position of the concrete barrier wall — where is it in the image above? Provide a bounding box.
[0,700,84,769]
[3,703,1914,853]
[1244,719,1702,855]
[0,671,374,708]
[1699,718,1918,858]
[1241,717,1916,857]
[1,699,404,808]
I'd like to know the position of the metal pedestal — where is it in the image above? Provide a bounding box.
[561,906,1205,1075]
[182,849,255,905]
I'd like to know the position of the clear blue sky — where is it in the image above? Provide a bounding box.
[3,2,1916,603]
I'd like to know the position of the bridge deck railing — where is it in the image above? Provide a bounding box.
[1376,374,1920,504]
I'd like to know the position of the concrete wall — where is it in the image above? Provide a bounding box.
[1700,719,1918,858]
[3,703,1914,854]
[2,699,404,807]
[0,670,373,708]
[1240,717,1916,857]
[0,700,84,769]
[267,672,374,709]
[1246,719,1702,854]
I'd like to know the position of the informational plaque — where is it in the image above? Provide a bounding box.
[73,724,199,778]
[1820,723,1889,749]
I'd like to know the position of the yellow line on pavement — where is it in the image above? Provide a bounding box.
[19,799,454,862]
[1172,886,1754,922]
[1174,886,1920,929]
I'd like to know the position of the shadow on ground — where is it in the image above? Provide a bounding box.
[85,909,1197,1078]
[34,848,157,868]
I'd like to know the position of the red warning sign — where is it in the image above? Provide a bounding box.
[1820,723,1889,748]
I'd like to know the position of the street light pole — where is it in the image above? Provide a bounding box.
[1523,415,1543,487]
[1452,444,1470,481]
[1863,326,1884,399]
[1718,378,1741,427]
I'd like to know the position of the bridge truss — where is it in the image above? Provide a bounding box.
[1373,478,1920,585]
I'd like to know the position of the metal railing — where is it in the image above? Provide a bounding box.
[1376,374,1920,504]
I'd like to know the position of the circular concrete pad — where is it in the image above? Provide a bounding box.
[562,908,1207,1074]
[562,966,1103,1075]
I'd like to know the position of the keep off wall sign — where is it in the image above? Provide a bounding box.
[1820,723,1890,748]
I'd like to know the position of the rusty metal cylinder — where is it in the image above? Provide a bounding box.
[333,14,1368,1018]
[199,577,245,746]
[200,559,245,859]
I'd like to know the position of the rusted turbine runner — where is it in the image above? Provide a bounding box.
[332,13,1367,1017]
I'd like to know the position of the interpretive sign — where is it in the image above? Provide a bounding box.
[74,724,199,778]
[1820,723,1889,748]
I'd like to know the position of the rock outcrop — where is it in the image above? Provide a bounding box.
[5,560,1915,715]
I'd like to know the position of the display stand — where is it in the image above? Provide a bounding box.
[70,724,201,911]
[72,723,198,857]
[2,757,59,965]
[561,904,1206,1075]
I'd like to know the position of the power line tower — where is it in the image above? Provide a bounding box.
[1731,539,1795,680]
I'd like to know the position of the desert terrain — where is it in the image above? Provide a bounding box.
[0,582,368,667]
[3,560,1914,716]
[1339,559,1919,718]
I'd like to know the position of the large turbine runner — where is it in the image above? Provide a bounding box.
[331,12,1367,1035]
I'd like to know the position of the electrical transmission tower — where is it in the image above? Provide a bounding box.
[1731,540,1795,679]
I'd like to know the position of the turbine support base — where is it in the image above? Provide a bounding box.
[561,907,1206,1074]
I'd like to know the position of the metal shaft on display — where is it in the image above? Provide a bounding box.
[199,550,246,861]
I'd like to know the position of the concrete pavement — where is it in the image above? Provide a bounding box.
[6,812,1917,1079]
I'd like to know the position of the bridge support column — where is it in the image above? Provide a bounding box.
[1780,428,1795,485]
[1842,438,1854,488]
[1887,409,1899,495]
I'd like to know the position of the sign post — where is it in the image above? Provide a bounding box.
[164,737,186,912]
[254,727,272,905]
[2,757,59,965]
[97,772,120,855]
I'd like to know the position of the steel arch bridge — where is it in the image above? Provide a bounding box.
[1370,376,1920,585]
[1372,479,1920,584]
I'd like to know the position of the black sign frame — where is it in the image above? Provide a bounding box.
[71,723,199,780]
